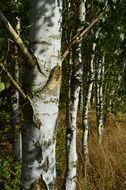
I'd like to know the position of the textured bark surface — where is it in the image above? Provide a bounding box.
[21,0,62,189]
[83,42,96,162]
[95,54,105,144]
[11,18,22,161]
[65,69,81,190]
[65,1,85,189]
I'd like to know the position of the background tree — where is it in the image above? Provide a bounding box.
[11,17,22,161]
[65,1,86,189]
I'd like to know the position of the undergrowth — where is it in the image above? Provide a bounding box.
[0,155,21,190]
[56,112,126,190]
[0,111,126,189]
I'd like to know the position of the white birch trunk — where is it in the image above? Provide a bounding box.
[95,54,105,144]
[21,0,62,189]
[65,1,85,189]
[82,42,96,162]
[78,0,86,111]
[65,82,80,190]
[11,17,22,161]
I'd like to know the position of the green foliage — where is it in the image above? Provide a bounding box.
[0,0,7,10]
[0,37,6,45]
[0,0,27,15]
[112,0,118,3]
[5,81,11,89]
[0,0,29,57]
[97,0,106,3]
[0,1,126,189]
[9,0,24,14]
[120,33,125,41]
[0,156,21,190]
[0,81,5,92]
[0,77,11,92]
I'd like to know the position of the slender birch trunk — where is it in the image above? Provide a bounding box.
[95,54,105,144]
[21,0,62,189]
[11,17,22,161]
[65,55,82,190]
[82,42,96,166]
[78,0,86,112]
[65,1,85,189]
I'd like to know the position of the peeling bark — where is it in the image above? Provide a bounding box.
[21,0,62,189]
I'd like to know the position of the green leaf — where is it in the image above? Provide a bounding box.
[112,0,118,3]
[98,0,105,3]
[0,37,5,44]
[0,81,5,92]
[120,33,125,41]
[5,81,11,89]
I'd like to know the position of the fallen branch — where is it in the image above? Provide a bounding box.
[0,62,27,99]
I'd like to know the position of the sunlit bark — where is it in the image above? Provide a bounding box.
[95,54,105,144]
[65,1,85,189]
[21,0,62,189]
[82,42,96,165]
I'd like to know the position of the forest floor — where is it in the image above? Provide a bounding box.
[56,109,126,190]
[0,108,126,190]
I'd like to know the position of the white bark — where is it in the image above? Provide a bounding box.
[65,59,83,189]
[65,83,80,190]
[65,1,85,189]
[21,0,62,189]
[83,42,96,160]
[78,0,86,111]
[95,54,105,144]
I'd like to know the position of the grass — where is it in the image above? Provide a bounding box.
[0,115,21,190]
[57,111,126,190]
[0,108,126,190]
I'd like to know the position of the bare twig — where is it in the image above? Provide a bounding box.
[0,62,27,99]
[0,10,37,68]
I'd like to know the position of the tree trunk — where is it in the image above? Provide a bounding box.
[65,1,85,189]
[95,54,105,144]
[21,0,62,189]
[65,56,82,190]
[11,17,22,161]
[82,41,96,167]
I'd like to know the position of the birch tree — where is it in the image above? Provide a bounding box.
[95,53,105,144]
[0,1,107,188]
[20,0,62,189]
[65,1,86,189]
[82,39,96,169]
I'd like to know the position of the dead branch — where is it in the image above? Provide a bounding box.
[0,10,37,68]
[0,62,27,99]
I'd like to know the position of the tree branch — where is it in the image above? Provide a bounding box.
[0,10,37,68]
[0,62,27,99]
[0,6,108,70]
[61,6,109,62]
